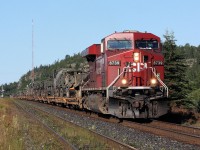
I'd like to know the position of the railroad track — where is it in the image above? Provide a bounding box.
[14,100,77,150]
[14,100,136,150]
[54,102,200,146]
[17,99,200,148]
[40,100,200,146]
[122,119,200,146]
[148,119,200,137]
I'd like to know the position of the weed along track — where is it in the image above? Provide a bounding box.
[14,101,76,150]
[0,98,66,150]
[14,99,136,150]
[13,99,200,150]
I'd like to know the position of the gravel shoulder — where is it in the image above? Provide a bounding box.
[26,100,200,150]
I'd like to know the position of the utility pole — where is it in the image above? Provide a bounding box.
[32,19,34,84]
[31,19,35,96]
[1,85,4,98]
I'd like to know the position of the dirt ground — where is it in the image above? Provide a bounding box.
[170,106,200,126]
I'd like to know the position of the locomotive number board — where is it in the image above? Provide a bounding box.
[108,60,121,66]
[153,61,163,66]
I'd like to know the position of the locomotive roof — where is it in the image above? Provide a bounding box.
[102,30,159,41]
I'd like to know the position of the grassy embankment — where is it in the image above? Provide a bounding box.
[0,98,116,150]
[0,98,66,150]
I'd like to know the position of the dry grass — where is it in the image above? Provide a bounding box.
[0,98,129,149]
[0,98,66,150]
[34,106,111,149]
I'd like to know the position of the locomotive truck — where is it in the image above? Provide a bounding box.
[20,30,169,119]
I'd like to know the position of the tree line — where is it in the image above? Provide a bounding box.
[163,31,200,112]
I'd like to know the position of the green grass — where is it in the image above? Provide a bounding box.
[36,111,111,149]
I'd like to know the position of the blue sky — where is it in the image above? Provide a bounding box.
[0,0,200,85]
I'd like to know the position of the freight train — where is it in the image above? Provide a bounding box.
[19,30,169,119]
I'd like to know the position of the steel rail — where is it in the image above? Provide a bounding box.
[126,120,200,138]
[44,100,200,146]
[122,120,200,146]
[13,100,78,150]
[19,100,137,150]
[149,119,200,136]
[18,99,200,146]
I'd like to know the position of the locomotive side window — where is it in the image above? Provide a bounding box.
[135,40,158,49]
[107,40,132,50]
[143,55,148,63]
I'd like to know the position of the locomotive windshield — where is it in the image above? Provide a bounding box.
[135,39,159,49]
[107,40,132,50]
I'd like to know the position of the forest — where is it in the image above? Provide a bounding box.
[2,31,200,113]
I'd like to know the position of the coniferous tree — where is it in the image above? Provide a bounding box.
[163,31,189,100]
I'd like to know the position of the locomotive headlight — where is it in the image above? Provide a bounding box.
[133,52,140,62]
[121,78,128,85]
[150,78,157,86]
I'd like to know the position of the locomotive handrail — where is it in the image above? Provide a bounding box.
[82,79,90,88]
[106,66,168,98]
[106,67,130,98]
[151,67,169,97]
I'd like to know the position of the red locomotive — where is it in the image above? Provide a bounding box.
[81,30,168,118]
[19,30,169,119]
